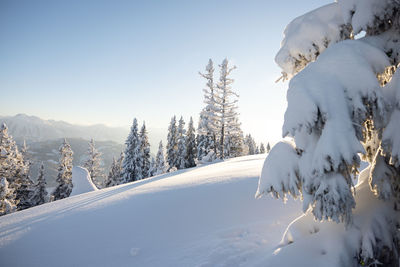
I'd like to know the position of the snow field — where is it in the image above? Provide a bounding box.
[0,154,301,267]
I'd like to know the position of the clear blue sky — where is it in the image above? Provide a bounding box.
[0,0,331,144]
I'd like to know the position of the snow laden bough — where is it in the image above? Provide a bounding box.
[257,0,400,266]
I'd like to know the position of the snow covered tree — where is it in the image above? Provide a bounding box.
[30,162,48,206]
[20,140,28,157]
[244,134,257,155]
[176,116,186,170]
[52,139,73,201]
[84,139,103,188]
[215,58,243,159]
[260,143,266,154]
[266,142,270,153]
[167,116,178,171]
[0,123,32,211]
[148,157,156,177]
[105,152,124,187]
[225,128,244,158]
[185,117,197,168]
[198,58,243,160]
[155,141,167,175]
[122,118,143,182]
[14,144,34,211]
[256,1,400,265]
[0,177,17,216]
[139,122,151,178]
[198,59,218,161]
[15,173,34,211]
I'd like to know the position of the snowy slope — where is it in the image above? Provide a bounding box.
[0,154,301,267]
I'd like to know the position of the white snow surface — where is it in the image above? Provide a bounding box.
[0,154,301,267]
[70,166,98,196]
[337,0,397,34]
[264,167,397,267]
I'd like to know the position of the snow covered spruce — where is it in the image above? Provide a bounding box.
[257,1,400,266]
[83,139,103,188]
[0,124,49,214]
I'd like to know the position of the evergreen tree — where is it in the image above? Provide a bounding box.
[185,117,197,168]
[198,58,243,160]
[0,124,18,183]
[105,152,124,187]
[225,129,244,158]
[166,116,178,171]
[84,139,103,188]
[139,122,151,178]
[122,118,143,182]
[0,123,31,211]
[198,59,218,161]
[197,114,216,162]
[245,134,257,155]
[30,162,48,206]
[21,140,28,157]
[176,116,186,169]
[148,157,156,177]
[257,2,400,265]
[14,142,34,211]
[155,141,167,175]
[15,174,34,210]
[266,142,271,153]
[52,139,73,201]
[0,177,17,216]
[215,58,242,159]
[260,143,266,154]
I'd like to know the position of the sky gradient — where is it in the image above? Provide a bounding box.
[0,0,331,144]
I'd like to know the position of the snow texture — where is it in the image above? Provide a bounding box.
[275,3,351,78]
[338,0,400,35]
[256,140,300,200]
[266,168,398,267]
[0,155,301,267]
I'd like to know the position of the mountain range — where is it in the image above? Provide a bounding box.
[0,114,166,187]
[0,113,129,144]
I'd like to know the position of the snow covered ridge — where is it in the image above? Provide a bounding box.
[260,0,400,265]
[0,155,302,267]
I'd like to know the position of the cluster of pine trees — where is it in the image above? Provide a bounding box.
[0,123,106,216]
[105,119,157,186]
[197,58,270,161]
[0,57,271,215]
[244,134,270,156]
[52,138,104,201]
[105,59,271,187]
[0,123,49,215]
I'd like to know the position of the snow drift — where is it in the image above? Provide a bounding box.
[0,155,300,267]
[70,166,98,196]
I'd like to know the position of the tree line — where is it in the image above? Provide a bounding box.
[0,58,270,216]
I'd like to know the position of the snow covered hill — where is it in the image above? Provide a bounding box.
[0,154,301,267]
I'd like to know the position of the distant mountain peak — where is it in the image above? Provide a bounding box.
[0,114,128,144]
